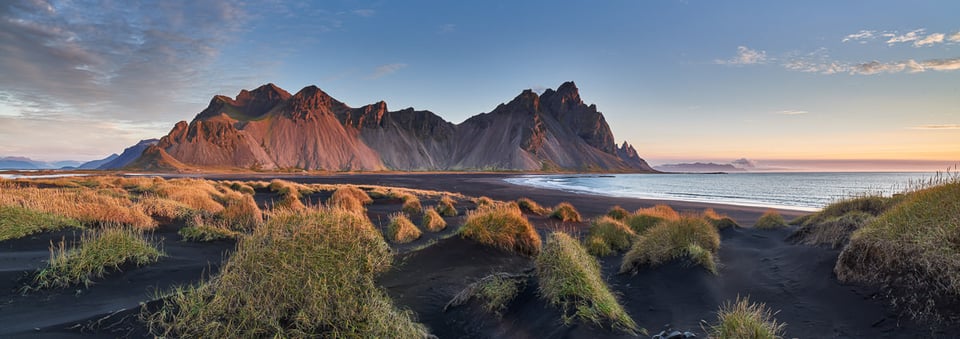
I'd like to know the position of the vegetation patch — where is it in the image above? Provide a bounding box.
[606,205,630,220]
[0,205,81,241]
[0,185,156,229]
[436,195,458,216]
[268,179,306,211]
[584,216,636,257]
[218,191,263,231]
[401,194,423,216]
[703,296,786,339]
[835,181,960,324]
[136,195,192,221]
[444,272,528,318]
[460,203,541,256]
[32,227,162,289]
[536,232,641,335]
[550,202,582,222]
[754,210,787,229]
[475,196,494,208]
[624,204,679,235]
[144,209,428,338]
[179,215,240,242]
[387,212,422,243]
[328,186,373,212]
[517,197,550,216]
[788,195,897,248]
[422,208,448,232]
[620,216,721,274]
[702,208,740,230]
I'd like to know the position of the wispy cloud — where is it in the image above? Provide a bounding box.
[842,30,875,43]
[915,33,945,47]
[715,46,767,65]
[368,63,408,79]
[775,110,808,115]
[911,124,960,130]
[884,29,925,45]
[950,32,960,42]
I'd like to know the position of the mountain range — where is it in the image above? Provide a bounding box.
[130,81,654,172]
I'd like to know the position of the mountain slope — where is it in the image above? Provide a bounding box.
[135,82,655,172]
[99,139,159,170]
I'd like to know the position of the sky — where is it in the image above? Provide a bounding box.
[1,0,958,171]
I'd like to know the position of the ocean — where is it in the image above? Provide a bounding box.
[505,172,937,211]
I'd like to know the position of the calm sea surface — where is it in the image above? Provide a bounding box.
[505,172,936,211]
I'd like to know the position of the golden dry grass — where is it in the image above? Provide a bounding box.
[517,197,550,216]
[328,185,373,207]
[218,191,263,232]
[550,202,582,222]
[606,205,630,220]
[436,195,458,217]
[754,210,787,229]
[460,203,541,256]
[401,194,423,216]
[0,184,156,229]
[422,208,448,232]
[584,216,637,257]
[387,212,422,243]
[704,296,786,339]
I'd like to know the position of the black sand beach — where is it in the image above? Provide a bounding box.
[0,173,948,338]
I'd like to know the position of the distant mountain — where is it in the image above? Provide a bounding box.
[0,156,82,170]
[78,154,120,169]
[654,162,745,173]
[98,139,158,170]
[132,82,654,172]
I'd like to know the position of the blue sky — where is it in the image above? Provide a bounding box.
[1,0,958,169]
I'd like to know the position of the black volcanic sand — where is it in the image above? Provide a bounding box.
[0,173,951,337]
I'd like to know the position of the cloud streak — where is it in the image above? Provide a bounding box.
[843,28,960,47]
[775,110,808,115]
[368,63,408,79]
[911,124,960,130]
[715,46,767,65]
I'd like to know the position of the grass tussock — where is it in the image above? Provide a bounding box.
[550,202,582,222]
[0,205,81,241]
[444,272,527,318]
[268,179,306,211]
[475,196,494,208]
[536,232,641,335]
[401,194,423,216]
[179,215,240,242]
[33,227,162,289]
[517,198,550,216]
[704,296,786,339]
[835,180,960,324]
[436,195,458,216]
[460,203,541,256]
[624,204,679,235]
[328,186,373,212]
[144,209,429,338]
[754,210,787,229]
[422,208,448,232]
[788,195,896,248]
[702,208,740,230]
[606,205,630,220]
[154,179,225,214]
[387,212,422,244]
[219,191,263,231]
[584,216,636,257]
[620,216,721,274]
[136,195,192,221]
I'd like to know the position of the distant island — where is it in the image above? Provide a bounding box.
[654,162,746,173]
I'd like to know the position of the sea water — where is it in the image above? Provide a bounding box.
[505,172,935,211]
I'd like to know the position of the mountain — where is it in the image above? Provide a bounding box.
[134,82,654,172]
[78,154,120,169]
[98,139,159,170]
[653,162,745,173]
[0,157,81,170]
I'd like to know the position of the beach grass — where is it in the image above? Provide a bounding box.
[0,185,157,229]
[606,205,630,220]
[460,203,541,256]
[219,191,263,231]
[788,195,897,248]
[179,215,239,242]
[401,194,423,216]
[144,208,429,338]
[268,179,306,211]
[550,202,582,222]
[835,179,960,324]
[437,195,458,216]
[445,272,526,318]
[536,232,641,335]
[0,205,81,241]
[624,204,679,235]
[702,208,740,229]
[387,212,422,243]
[704,296,786,339]
[620,216,720,274]
[33,227,162,289]
[584,216,636,257]
[517,197,550,216]
[754,210,787,229]
[421,208,448,232]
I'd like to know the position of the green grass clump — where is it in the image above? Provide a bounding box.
[460,204,541,256]
[401,194,422,216]
[0,205,81,241]
[835,181,960,324]
[444,272,526,318]
[179,215,239,242]
[33,227,162,289]
[517,197,550,216]
[788,195,898,248]
[754,210,787,229]
[704,296,786,339]
[620,216,720,274]
[550,202,582,222]
[623,204,679,235]
[422,208,448,232]
[584,216,636,257]
[536,232,641,335]
[387,212,422,243]
[436,195,458,216]
[145,209,429,338]
[606,205,630,220]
